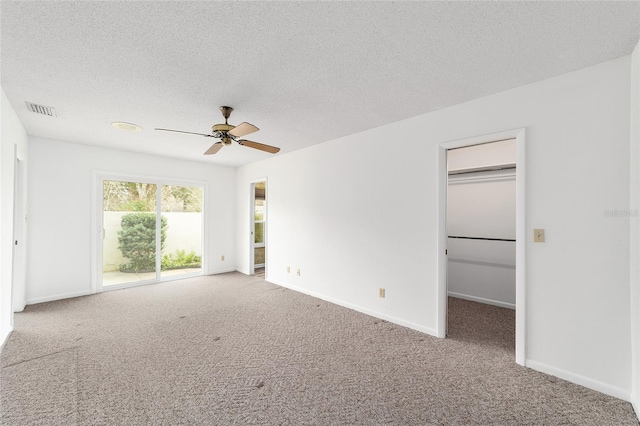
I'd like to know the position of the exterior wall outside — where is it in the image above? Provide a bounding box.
[102,211,202,272]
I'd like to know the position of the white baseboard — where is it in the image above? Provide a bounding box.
[632,397,640,421]
[28,271,239,305]
[1,327,13,352]
[26,290,93,306]
[526,359,630,402]
[448,291,515,310]
[268,278,439,337]
[207,267,237,275]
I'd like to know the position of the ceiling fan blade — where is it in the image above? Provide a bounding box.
[204,142,224,155]
[238,139,280,154]
[228,122,259,137]
[155,128,213,137]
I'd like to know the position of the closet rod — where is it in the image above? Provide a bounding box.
[448,236,516,242]
[448,163,516,176]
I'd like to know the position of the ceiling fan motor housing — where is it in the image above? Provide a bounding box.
[212,123,234,133]
[212,123,235,145]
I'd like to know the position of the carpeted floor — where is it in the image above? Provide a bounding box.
[1,272,637,425]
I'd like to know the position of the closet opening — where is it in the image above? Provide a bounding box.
[438,129,526,366]
[447,140,516,353]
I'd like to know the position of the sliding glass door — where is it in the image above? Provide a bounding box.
[101,179,203,288]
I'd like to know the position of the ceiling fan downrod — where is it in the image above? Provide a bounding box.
[219,106,233,124]
[212,106,235,139]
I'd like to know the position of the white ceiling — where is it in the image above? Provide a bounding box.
[1,1,639,167]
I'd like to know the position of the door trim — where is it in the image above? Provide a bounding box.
[438,128,526,366]
[249,177,267,276]
[11,150,26,313]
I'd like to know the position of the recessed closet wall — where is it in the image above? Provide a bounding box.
[447,139,516,308]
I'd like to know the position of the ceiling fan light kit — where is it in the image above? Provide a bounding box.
[155,106,280,156]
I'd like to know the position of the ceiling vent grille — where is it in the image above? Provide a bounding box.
[25,102,57,117]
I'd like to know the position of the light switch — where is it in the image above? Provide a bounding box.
[534,229,545,243]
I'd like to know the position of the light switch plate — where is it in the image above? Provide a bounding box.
[534,229,545,242]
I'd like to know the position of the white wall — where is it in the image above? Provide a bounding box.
[237,56,633,399]
[0,88,28,347]
[630,39,640,414]
[27,138,236,304]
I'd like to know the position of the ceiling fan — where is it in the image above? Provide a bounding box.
[155,106,280,155]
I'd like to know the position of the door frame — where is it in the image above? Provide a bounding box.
[249,177,267,276]
[437,128,526,366]
[91,171,207,293]
[11,150,27,313]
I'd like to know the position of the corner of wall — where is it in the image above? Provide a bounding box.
[0,326,12,353]
[1,87,28,345]
[629,39,640,414]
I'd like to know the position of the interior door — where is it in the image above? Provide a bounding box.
[253,182,266,270]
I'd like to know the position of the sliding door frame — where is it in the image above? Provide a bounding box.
[91,171,207,293]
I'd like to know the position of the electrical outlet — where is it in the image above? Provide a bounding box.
[296,269,301,276]
[379,288,385,298]
[287,266,290,273]
[221,255,225,261]
[534,229,545,243]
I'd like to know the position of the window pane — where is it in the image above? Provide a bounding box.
[255,201,264,220]
[254,247,265,265]
[160,185,203,279]
[255,222,264,244]
[102,181,157,286]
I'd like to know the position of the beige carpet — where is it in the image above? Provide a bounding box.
[1,272,637,425]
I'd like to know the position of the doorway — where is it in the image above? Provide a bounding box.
[438,129,526,366]
[11,154,26,313]
[98,177,204,290]
[446,140,516,354]
[251,180,267,276]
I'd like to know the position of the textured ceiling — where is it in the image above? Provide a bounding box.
[1,1,639,167]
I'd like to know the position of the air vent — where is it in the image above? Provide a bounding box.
[25,102,57,117]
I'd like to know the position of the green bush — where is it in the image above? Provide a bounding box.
[118,213,167,272]
[161,249,202,270]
